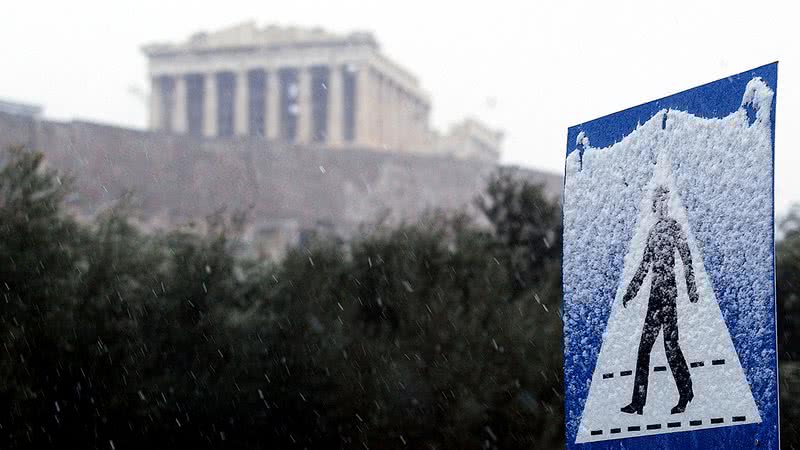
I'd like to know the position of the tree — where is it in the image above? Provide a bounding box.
[0,148,568,449]
[477,168,561,297]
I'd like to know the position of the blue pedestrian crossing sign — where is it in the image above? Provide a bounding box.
[562,63,779,449]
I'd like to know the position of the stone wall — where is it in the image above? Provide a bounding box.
[0,112,561,244]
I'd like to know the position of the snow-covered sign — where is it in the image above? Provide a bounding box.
[562,63,779,449]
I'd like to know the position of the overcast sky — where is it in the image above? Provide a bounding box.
[2,1,798,211]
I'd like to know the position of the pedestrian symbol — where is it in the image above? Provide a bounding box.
[575,156,760,443]
[562,63,779,449]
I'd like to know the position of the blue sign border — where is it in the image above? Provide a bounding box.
[562,62,779,449]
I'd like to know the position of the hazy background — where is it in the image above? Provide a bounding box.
[1,3,799,448]
[2,0,797,209]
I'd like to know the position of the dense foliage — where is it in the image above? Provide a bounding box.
[777,207,800,448]
[0,147,797,448]
[0,149,562,449]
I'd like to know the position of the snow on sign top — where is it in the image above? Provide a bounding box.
[562,63,779,450]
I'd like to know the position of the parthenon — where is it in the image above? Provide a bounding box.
[143,22,501,161]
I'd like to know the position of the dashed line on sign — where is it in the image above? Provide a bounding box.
[588,416,746,437]
[601,359,728,381]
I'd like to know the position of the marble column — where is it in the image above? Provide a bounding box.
[234,70,248,136]
[413,99,423,147]
[377,75,387,148]
[388,82,399,149]
[203,73,218,137]
[149,77,164,130]
[395,90,404,149]
[369,70,380,147]
[266,70,280,140]
[296,67,312,143]
[327,65,343,146]
[355,65,373,147]
[396,90,404,149]
[400,91,411,149]
[172,75,188,133]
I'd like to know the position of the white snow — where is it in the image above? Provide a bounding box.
[741,78,774,126]
[563,78,775,444]
[576,131,589,148]
[574,154,760,443]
